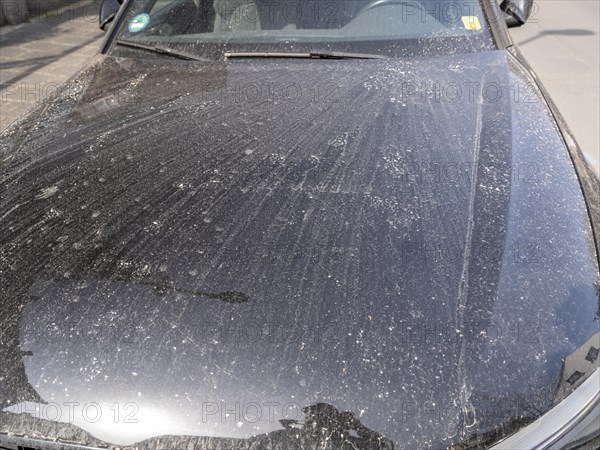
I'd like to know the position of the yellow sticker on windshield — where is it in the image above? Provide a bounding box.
[461,16,481,30]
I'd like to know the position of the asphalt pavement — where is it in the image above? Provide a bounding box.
[0,0,103,130]
[0,1,598,175]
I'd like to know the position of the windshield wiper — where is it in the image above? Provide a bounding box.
[115,39,211,62]
[223,50,387,60]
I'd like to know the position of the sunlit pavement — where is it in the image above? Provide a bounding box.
[510,0,600,176]
[0,0,103,131]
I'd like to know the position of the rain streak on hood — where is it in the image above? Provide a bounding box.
[0,50,599,448]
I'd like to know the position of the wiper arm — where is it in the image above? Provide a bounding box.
[115,39,211,62]
[223,50,386,60]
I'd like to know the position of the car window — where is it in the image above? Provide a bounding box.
[111,0,495,59]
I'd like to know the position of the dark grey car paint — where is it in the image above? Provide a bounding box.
[1,47,599,449]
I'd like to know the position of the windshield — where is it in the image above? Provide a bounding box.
[110,0,495,59]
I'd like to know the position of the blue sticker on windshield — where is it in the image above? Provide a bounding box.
[128,13,150,33]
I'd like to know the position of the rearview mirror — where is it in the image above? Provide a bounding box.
[500,0,534,27]
[99,0,123,31]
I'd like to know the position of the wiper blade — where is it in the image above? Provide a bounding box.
[115,39,211,62]
[223,50,386,60]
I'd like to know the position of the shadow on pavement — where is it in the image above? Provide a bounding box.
[0,0,100,47]
[0,34,101,85]
[518,28,595,46]
[0,0,103,84]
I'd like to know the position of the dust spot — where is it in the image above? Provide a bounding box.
[36,186,59,199]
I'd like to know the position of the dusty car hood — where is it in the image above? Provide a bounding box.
[1,50,599,449]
